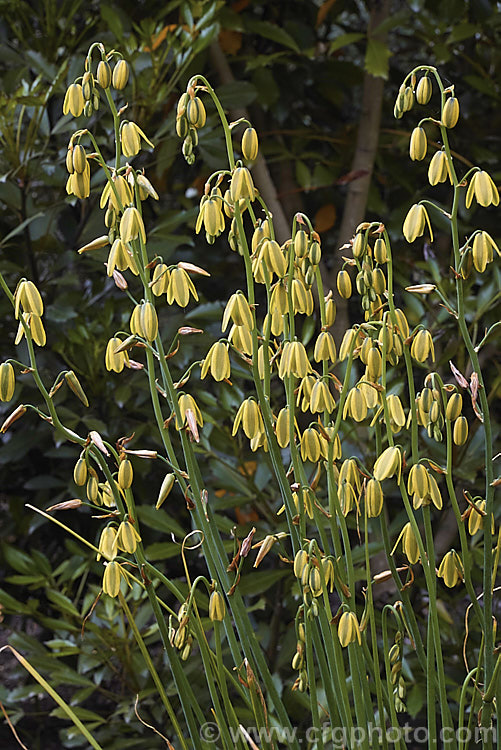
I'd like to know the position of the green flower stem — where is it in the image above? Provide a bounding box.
[364,510,388,749]
[104,87,122,171]
[316,608,353,729]
[233,202,301,549]
[189,74,235,171]
[153,335,300,748]
[117,592,189,750]
[310,618,343,728]
[381,606,407,750]
[434,376,483,624]
[213,621,248,750]
[441,127,496,734]
[304,613,324,749]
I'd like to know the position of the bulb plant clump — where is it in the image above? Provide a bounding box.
[0,45,499,749]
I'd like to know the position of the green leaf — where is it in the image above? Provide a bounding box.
[329,32,365,54]
[447,22,479,43]
[364,38,392,79]
[46,589,81,618]
[217,81,258,110]
[2,544,37,575]
[136,505,186,539]
[238,569,289,596]
[244,18,300,53]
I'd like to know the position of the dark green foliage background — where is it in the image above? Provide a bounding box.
[0,0,500,746]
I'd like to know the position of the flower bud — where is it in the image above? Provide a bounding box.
[208,591,226,621]
[65,370,89,407]
[118,458,133,489]
[117,520,141,553]
[97,60,112,89]
[416,75,432,105]
[112,59,129,90]
[0,362,15,402]
[409,127,427,161]
[63,83,84,117]
[186,97,206,128]
[338,611,361,647]
[156,473,175,509]
[442,96,459,128]
[103,560,122,597]
[73,457,88,486]
[453,415,468,445]
[241,127,258,161]
[337,269,352,299]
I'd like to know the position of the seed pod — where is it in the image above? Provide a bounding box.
[416,76,432,105]
[338,611,361,647]
[337,269,352,299]
[409,127,427,161]
[103,561,122,597]
[118,458,133,489]
[186,97,206,128]
[209,590,226,621]
[453,415,468,445]
[445,393,462,421]
[241,127,258,161]
[0,363,15,402]
[63,83,84,117]
[97,60,112,89]
[112,59,129,90]
[442,96,459,128]
[73,457,88,486]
